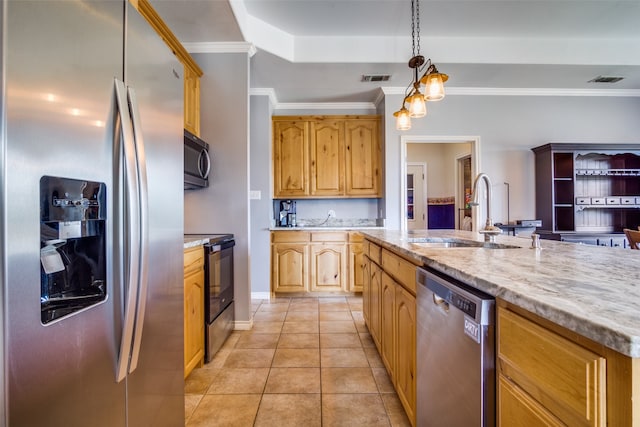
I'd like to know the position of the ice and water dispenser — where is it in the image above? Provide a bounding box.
[40,176,107,323]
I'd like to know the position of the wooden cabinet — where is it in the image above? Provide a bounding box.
[271,230,365,294]
[310,242,346,292]
[310,119,344,196]
[183,65,201,136]
[363,239,418,425]
[395,285,416,424]
[273,120,309,198]
[533,143,640,239]
[498,305,607,426]
[273,115,382,198]
[271,231,310,293]
[184,245,205,378]
[133,0,203,136]
[345,119,380,196]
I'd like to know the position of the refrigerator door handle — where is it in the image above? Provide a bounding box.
[114,78,141,383]
[126,85,149,374]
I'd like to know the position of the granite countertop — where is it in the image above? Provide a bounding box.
[360,229,640,358]
[270,226,385,231]
[184,236,211,249]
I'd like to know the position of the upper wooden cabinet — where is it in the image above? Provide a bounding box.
[132,0,203,136]
[273,120,310,197]
[183,65,201,136]
[273,115,382,198]
[345,119,380,196]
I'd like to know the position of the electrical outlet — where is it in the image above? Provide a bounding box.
[328,209,336,218]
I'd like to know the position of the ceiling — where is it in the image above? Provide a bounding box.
[151,0,640,104]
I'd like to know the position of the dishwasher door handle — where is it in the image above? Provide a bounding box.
[432,293,450,312]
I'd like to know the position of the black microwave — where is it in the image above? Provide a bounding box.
[184,129,210,190]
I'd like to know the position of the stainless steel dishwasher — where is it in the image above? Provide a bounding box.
[416,267,495,427]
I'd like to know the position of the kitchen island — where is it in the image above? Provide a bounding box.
[359,229,640,426]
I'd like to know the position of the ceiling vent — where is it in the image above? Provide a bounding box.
[588,76,624,84]
[361,74,391,82]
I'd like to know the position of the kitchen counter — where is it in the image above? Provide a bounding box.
[360,229,640,357]
[270,226,385,231]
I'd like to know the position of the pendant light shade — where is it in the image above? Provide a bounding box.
[392,0,449,131]
[394,107,412,130]
[422,71,448,101]
[408,92,427,118]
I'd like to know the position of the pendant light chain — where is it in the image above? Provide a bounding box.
[411,0,421,57]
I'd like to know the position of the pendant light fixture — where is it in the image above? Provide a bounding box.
[393,0,449,131]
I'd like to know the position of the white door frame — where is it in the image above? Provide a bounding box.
[406,162,428,230]
[400,135,481,232]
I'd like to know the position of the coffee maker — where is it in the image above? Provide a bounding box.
[278,200,296,227]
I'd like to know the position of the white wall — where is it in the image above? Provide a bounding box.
[384,94,640,229]
[407,142,471,198]
[250,95,273,295]
[184,52,252,324]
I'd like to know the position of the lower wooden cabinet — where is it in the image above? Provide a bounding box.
[498,305,607,426]
[271,230,364,294]
[184,245,205,378]
[364,239,417,426]
[395,285,416,424]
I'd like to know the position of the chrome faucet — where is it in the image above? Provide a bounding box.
[470,173,502,242]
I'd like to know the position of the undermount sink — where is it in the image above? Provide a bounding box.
[406,237,521,249]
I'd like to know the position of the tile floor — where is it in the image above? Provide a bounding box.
[184,295,411,426]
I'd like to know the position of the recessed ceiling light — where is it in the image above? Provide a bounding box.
[588,76,624,83]
[361,74,391,82]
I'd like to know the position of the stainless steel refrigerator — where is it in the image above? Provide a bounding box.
[1,1,185,425]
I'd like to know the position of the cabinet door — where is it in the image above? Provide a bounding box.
[348,242,365,292]
[310,119,344,196]
[395,286,416,425]
[183,64,200,136]
[272,243,308,292]
[184,266,204,378]
[369,263,382,351]
[273,120,309,197]
[345,119,380,196]
[380,273,396,376]
[498,375,564,427]
[310,243,346,292]
[362,257,371,325]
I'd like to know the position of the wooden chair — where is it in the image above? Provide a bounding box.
[624,228,640,249]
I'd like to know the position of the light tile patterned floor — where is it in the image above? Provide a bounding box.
[185,295,412,427]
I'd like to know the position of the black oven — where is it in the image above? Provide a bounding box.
[203,235,234,361]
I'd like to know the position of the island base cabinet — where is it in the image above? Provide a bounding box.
[498,306,606,427]
[395,285,416,425]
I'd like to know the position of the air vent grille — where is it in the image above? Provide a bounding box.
[588,76,624,83]
[361,74,391,82]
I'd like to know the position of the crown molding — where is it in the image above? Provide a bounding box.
[382,86,640,97]
[183,42,257,57]
[250,88,278,107]
[274,102,377,111]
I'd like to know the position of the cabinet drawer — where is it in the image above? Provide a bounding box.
[272,231,311,243]
[575,198,590,205]
[605,197,620,205]
[591,197,606,205]
[368,242,382,265]
[311,231,347,242]
[621,197,635,205]
[184,246,204,275]
[381,249,416,294]
[498,308,606,426]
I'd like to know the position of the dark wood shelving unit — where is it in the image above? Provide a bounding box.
[533,143,640,246]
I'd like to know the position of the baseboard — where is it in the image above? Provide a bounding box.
[234,319,254,331]
[251,291,271,300]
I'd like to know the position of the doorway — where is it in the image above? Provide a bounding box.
[400,135,480,232]
[407,163,427,230]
